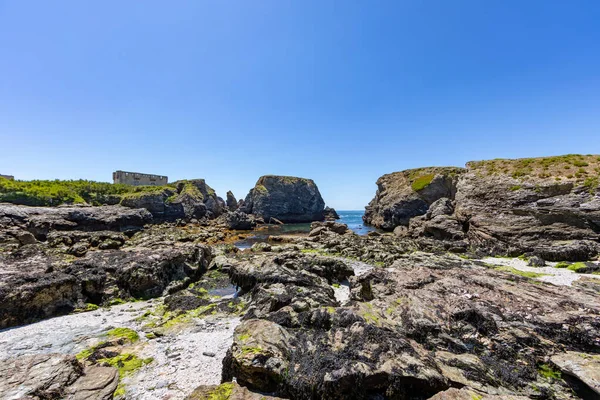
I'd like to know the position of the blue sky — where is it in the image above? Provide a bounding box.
[1,1,599,209]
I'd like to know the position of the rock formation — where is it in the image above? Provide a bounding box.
[242,176,326,223]
[0,353,118,400]
[120,179,225,221]
[226,190,238,211]
[323,206,340,220]
[364,155,600,260]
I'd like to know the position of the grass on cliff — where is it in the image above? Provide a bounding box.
[468,154,600,190]
[411,174,435,191]
[0,177,178,206]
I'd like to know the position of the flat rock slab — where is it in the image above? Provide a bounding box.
[551,351,600,395]
[0,353,118,400]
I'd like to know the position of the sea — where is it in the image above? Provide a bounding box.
[235,210,376,249]
[336,210,378,235]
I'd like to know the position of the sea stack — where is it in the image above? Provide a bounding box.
[242,175,326,223]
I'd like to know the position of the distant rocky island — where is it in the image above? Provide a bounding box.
[0,155,599,400]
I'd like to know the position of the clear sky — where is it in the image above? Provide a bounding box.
[1,1,599,209]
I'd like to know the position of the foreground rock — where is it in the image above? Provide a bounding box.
[0,243,212,328]
[0,353,118,400]
[242,175,326,223]
[222,250,600,399]
[364,155,600,260]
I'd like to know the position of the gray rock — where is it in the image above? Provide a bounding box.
[363,167,465,230]
[242,176,326,223]
[551,351,600,395]
[225,210,257,230]
[0,353,118,400]
[527,256,546,267]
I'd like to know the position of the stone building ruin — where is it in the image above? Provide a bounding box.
[113,170,168,186]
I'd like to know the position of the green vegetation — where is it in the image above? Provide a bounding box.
[0,177,217,207]
[411,174,435,191]
[97,353,153,378]
[73,303,99,313]
[538,363,561,380]
[76,342,105,360]
[254,184,268,193]
[114,384,126,398]
[509,185,522,191]
[567,262,588,273]
[494,266,547,279]
[468,154,600,185]
[241,346,263,355]
[206,382,234,400]
[107,327,140,343]
[238,333,251,342]
[554,261,570,269]
[0,177,177,206]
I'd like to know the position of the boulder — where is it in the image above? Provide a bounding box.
[187,382,286,400]
[242,176,326,223]
[323,206,340,220]
[551,351,600,395]
[225,210,258,230]
[0,353,118,400]
[310,221,348,235]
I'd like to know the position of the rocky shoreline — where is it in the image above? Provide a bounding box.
[1,159,600,399]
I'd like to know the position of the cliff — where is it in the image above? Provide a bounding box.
[364,155,600,260]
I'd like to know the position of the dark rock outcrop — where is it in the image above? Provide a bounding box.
[0,203,152,241]
[323,206,340,221]
[242,176,326,223]
[222,250,600,399]
[364,155,600,260]
[0,243,212,328]
[120,179,225,221]
[225,210,258,230]
[227,191,239,211]
[363,167,465,231]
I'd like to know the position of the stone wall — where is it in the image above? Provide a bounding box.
[113,170,168,186]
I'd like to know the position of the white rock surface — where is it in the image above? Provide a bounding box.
[481,257,600,286]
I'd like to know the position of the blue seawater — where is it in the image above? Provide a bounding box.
[337,210,378,235]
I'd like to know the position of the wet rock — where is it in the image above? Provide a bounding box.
[242,175,326,223]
